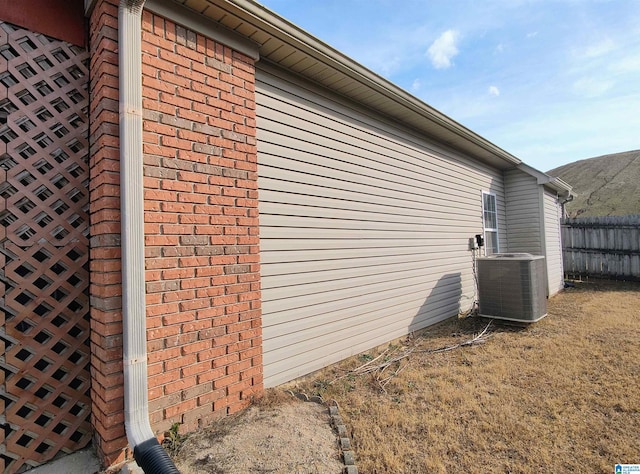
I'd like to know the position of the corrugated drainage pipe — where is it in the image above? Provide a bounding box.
[119,1,180,472]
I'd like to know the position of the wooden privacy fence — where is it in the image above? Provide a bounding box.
[562,215,640,280]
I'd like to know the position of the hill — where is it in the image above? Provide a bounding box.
[547,150,640,217]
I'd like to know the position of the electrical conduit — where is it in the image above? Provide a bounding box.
[118,1,179,472]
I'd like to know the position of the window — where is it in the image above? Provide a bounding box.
[482,192,499,255]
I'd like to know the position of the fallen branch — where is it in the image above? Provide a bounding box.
[418,320,493,354]
[330,321,493,388]
[378,360,410,389]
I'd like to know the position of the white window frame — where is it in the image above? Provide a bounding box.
[482,191,500,256]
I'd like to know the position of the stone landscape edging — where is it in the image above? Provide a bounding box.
[285,391,359,474]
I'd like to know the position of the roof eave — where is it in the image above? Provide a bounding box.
[517,163,572,197]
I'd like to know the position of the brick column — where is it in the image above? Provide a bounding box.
[89,1,263,467]
[88,0,128,466]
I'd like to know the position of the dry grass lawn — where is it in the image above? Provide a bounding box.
[286,280,640,473]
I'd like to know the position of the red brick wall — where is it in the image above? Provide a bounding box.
[140,10,262,435]
[89,0,262,467]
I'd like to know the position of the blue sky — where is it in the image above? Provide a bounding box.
[259,0,640,172]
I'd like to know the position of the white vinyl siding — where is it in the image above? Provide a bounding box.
[504,168,543,255]
[256,63,507,387]
[543,190,564,296]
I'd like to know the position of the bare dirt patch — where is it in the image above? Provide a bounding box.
[171,280,640,473]
[172,391,344,473]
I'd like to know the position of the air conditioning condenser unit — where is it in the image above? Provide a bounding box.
[477,253,547,323]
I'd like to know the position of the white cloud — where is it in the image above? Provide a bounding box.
[572,77,614,98]
[581,38,616,59]
[610,54,640,74]
[330,23,439,80]
[427,29,460,69]
[495,43,504,54]
[488,86,500,96]
[411,79,422,92]
[526,31,538,39]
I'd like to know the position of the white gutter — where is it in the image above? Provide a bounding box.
[118,1,179,471]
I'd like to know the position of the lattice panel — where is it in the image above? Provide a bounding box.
[0,21,91,473]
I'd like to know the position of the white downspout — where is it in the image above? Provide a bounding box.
[119,0,150,446]
[118,1,179,471]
